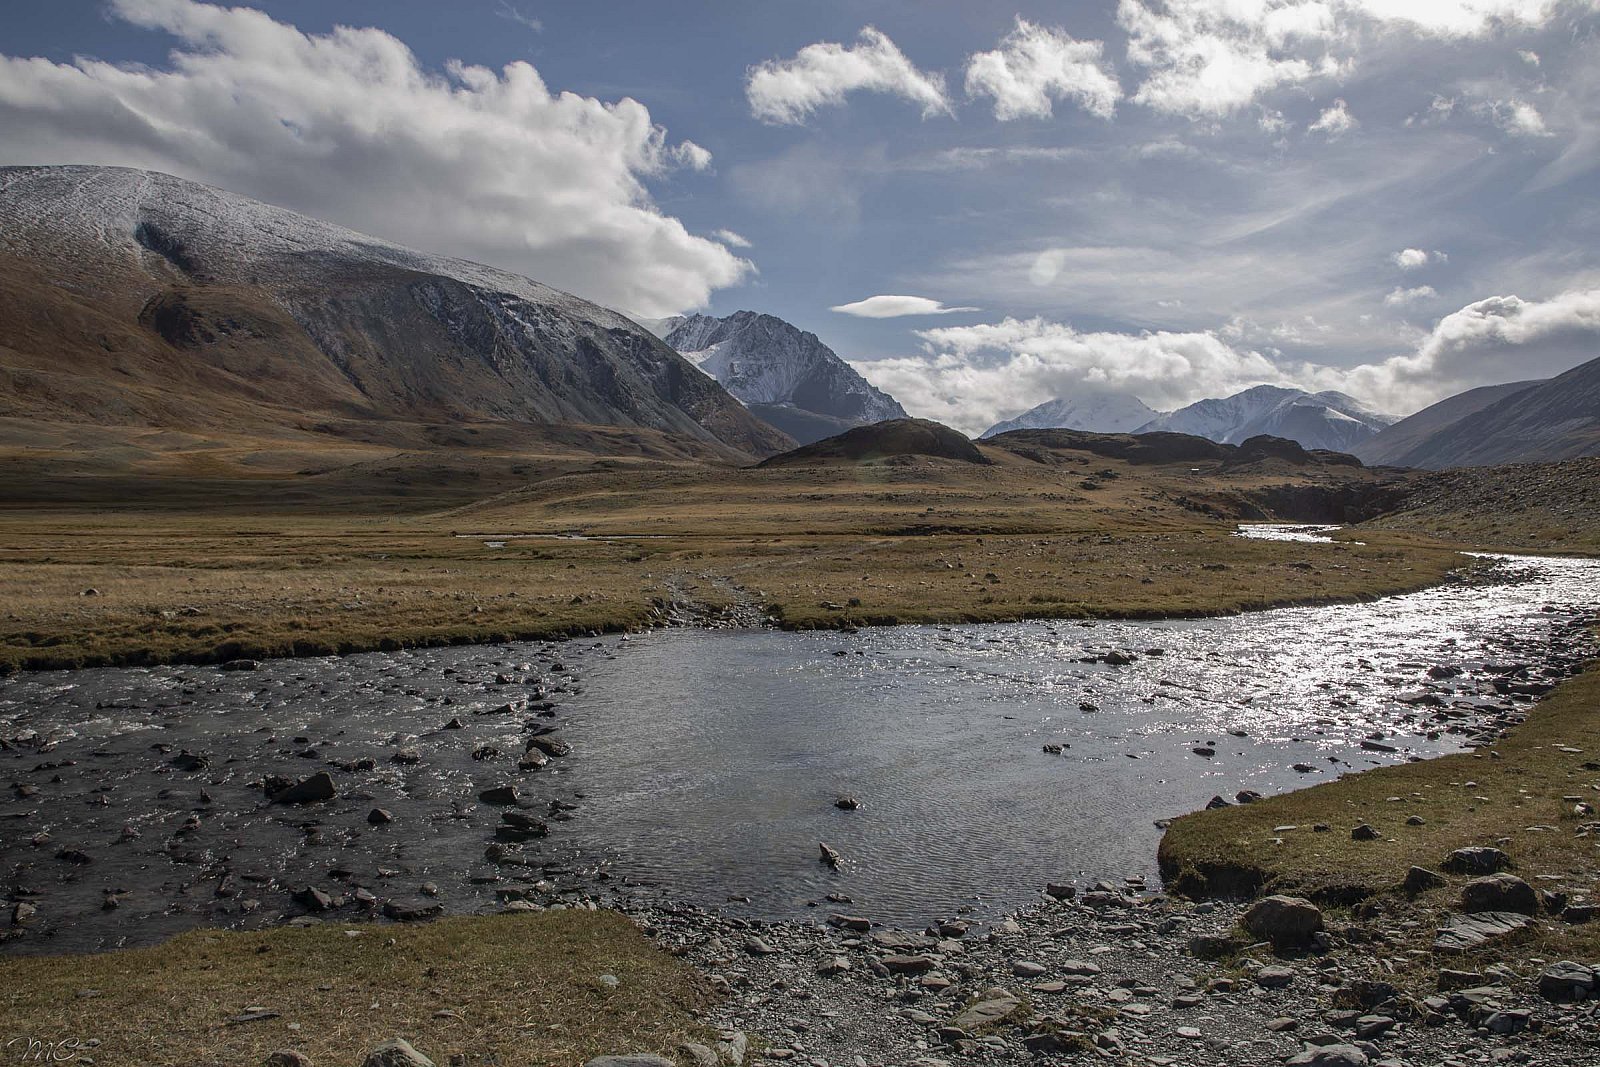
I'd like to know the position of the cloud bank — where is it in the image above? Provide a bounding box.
[0,0,748,317]
[854,289,1600,435]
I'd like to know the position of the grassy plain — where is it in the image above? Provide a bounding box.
[0,444,1465,670]
[0,911,712,1067]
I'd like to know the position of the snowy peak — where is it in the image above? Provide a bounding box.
[1139,386,1395,452]
[660,311,907,445]
[982,391,1160,437]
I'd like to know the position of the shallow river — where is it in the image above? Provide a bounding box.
[2,538,1597,952]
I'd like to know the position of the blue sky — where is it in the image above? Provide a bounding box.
[3,0,1598,432]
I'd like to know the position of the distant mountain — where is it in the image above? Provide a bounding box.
[982,392,1160,437]
[0,165,790,464]
[1357,356,1600,469]
[1137,386,1395,452]
[1354,380,1545,467]
[657,311,907,445]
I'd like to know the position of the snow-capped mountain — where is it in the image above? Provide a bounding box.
[1137,386,1395,452]
[0,165,789,458]
[656,311,907,444]
[982,392,1161,437]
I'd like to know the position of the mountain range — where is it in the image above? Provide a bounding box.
[652,311,906,444]
[0,164,790,493]
[984,385,1396,453]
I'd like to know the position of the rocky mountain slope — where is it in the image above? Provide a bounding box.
[0,165,790,476]
[1354,357,1600,469]
[1138,385,1395,452]
[656,311,906,444]
[1353,380,1545,467]
[982,391,1160,437]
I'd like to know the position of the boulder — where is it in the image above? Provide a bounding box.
[950,989,1025,1031]
[361,1039,434,1067]
[1442,846,1511,875]
[265,1052,312,1067]
[1243,895,1324,947]
[478,785,519,805]
[1460,874,1537,915]
[271,772,336,805]
[881,954,937,975]
[1537,961,1597,1002]
[1402,866,1446,895]
[1433,911,1536,954]
[583,1058,674,1067]
[1287,1044,1368,1066]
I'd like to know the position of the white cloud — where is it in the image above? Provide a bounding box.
[0,0,748,318]
[1393,248,1433,268]
[1332,288,1600,410]
[713,229,753,248]
[852,316,1289,435]
[830,295,979,318]
[963,18,1122,120]
[1309,98,1358,136]
[1117,1,1569,119]
[1384,284,1439,305]
[1343,1,1559,37]
[745,27,951,125]
[494,1,542,33]
[1478,98,1552,135]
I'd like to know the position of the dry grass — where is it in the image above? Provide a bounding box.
[0,449,1466,670]
[1159,667,1600,979]
[0,911,713,1067]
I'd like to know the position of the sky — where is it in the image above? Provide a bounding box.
[2,0,1599,434]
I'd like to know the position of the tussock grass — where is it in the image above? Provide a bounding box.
[0,911,712,1067]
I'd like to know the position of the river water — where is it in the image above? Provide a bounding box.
[1,542,1596,953]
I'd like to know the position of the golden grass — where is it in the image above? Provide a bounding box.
[0,451,1466,670]
[0,911,713,1067]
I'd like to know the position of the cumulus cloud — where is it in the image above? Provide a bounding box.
[1477,97,1551,135]
[830,295,979,318]
[1333,288,1600,410]
[745,27,951,125]
[963,18,1121,120]
[1384,284,1439,305]
[1309,98,1358,137]
[851,316,1289,435]
[0,0,748,317]
[1393,248,1436,268]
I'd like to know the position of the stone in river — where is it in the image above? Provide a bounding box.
[478,785,519,805]
[271,772,336,805]
[367,808,394,825]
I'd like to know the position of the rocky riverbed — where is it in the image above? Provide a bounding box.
[611,875,1600,1067]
